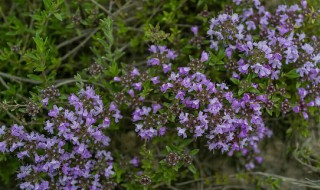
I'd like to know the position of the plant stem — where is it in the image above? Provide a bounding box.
[0,71,42,84]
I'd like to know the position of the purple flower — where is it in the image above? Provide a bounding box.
[102,117,110,128]
[168,72,179,81]
[303,112,308,119]
[178,67,191,75]
[17,150,30,159]
[239,64,250,74]
[251,63,271,77]
[0,125,6,136]
[166,50,177,60]
[200,51,209,62]
[271,70,280,80]
[162,64,172,73]
[301,43,314,54]
[11,124,24,137]
[149,45,157,53]
[160,83,173,92]
[298,88,308,99]
[232,72,240,79]
[191,26,198,35]
[179,112,189,124]
[133,82,142,91]
[205,98,222,115]
[175,90,185,100]
[113,76,121,82]
[197,111,208,125]
[158,46,167,54]
[152,104,161,113]
[42,97,49,106]
[151,76,160,84]
[312,54,320,63]
[147,58,160,66]
[20,182,34,189]
[293,105,300,113]
[130,156,140,167]
[131,68,140,77]
[158,127,166,136]
[315,97,320,106]
[48,105,61,118]
[177,127,187,138]
[191,99,200,109]
[0,141,6,152]
[112,111,123,123]
[301,0,307,9]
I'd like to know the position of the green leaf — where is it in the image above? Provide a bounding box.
[266,108,273,116]
[43,0,53,10]
[169,115,175,122]
[238,89,244,96]
[27,74,42,81]
[74,73,84,89]
[248,87,260,94]
[141,81,152,98]
[34,64,46,72]
[285,69,300,79]
[190,149,199,156]
[107,62,120,77]
[188,165,197,174]
[230,78,240,85]
[275,107,280,117]
[33,33,46,53]
[54,13,63,21]
[217,49,225,59]
[258,83,266,90]
[113,164,123,183]
[271,97,280,102]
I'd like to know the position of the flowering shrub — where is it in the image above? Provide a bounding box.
[0,0,319,189]
[207,0,320,121]
[0,87,121,189]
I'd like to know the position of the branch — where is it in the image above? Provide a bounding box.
[251,172,320,189]
[0,71,42,84]
[57,29,93,49]
[61,28,99,61]
[90,0,112,16]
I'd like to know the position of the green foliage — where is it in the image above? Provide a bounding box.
[0,0,319,189]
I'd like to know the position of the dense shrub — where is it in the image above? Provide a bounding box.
[0,0,319,189]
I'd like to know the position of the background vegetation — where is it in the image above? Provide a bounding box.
[0,0,319,189]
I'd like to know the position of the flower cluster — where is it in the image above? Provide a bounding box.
[41,85,60,106]
[108,0,320,169]
[88,62,104,75]
[112,46,272,168]
[0,87,121,189]
[207,0,320,119]
[132,104,167,140]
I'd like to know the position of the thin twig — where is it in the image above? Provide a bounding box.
[54,78,108,90]
[0,6,7,23]
[112,0,135,18]
[57,29,93,49]
[207,185,255,190]
[0,76,9,89]
[22,17,34,53]
[108,0,113,13]
[90,0,112,16]
[6,111,24,125]
[0,71,42,84]
[251,172,320,189]
[0,76,28,100]
[61,28,99,61]
[55,78,83,87]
